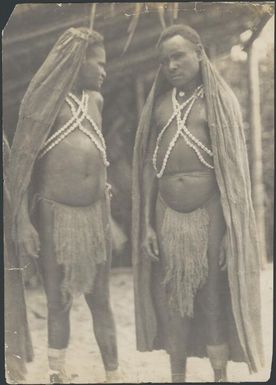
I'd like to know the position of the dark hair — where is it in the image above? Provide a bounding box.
[156,24,202,48]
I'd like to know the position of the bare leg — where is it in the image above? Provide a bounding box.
[199,194,229,382]
[214,368,227,382]
[38,198,72,383]
[84,261,118,373]
[153,198,192,383]
[168,310,192,383]
[169,354,187,383]
[151,238,191,383]
[39,198,73,350]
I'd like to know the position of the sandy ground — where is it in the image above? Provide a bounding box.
[19,263,272,383]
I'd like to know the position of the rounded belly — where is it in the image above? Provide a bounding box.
[159,171,218,212]
[36,132,106,206]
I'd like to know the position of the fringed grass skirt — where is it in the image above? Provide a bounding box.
[156,194,210,318]
[35,194,110,297]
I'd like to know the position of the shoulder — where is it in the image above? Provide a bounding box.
[86,90,104,111]
[55,97,70,122]
[195,95,207,116]
[155,89,172,109]
[153,89,172,120]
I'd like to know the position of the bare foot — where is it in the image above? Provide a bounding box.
[105,368,123,383]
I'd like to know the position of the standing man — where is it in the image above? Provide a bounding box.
[132,25,264,382]
[8,27,119,384]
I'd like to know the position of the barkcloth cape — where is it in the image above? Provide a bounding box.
[8,27,101,241]
[132,52,264,372]
[3,133,33,380]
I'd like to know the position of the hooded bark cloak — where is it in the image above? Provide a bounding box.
[132,49,264,372]
[3,133,33,381]
[8,27,103,242]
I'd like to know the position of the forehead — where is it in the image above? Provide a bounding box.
[86,44,106,61]
[159,35,196,56]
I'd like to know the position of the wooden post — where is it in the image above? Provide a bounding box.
[248,41,267,268]
[89,3,97,30]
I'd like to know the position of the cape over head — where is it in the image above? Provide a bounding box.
[131,23,264,372]
[8,26,104,239]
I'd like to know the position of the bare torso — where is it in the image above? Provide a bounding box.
[154,89,218,212]
[35,91,106,206]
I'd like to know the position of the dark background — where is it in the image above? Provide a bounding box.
[2,2,274,269]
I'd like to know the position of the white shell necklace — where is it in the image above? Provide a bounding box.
[172,87,214,168]
[38,91,110,167]
[152,85,214,178]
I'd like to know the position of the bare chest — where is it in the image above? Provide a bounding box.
[35,96,106,204]
[38,94,106,176]
[54,96,102,140]
[154,95,211,150]
[44,95,103,157]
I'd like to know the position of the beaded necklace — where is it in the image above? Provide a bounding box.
[172,87,214,169]
[152,85,214,178]
[38,92,110,167]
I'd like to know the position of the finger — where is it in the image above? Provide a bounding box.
[18,240,31,258]
[146,244,157,260]
[220,261,227,271]
[33,235,40,256]
[151,254,159,262]
[218,251,227,270]
[141,244,151,259]
[152,237,159,256]
[27,238,39,259]
[30,230,40,253]
[145,244,159,262]
[218,251,224,266]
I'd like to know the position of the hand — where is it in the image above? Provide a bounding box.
[141,225,159,262]
[16,221,40,259]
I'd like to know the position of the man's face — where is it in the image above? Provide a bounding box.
[159,35,201,88]
[79,45,106,91]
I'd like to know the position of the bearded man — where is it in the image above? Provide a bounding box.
[132,24,264,382]
[8,27,119,384]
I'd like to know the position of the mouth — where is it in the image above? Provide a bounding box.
[170,74,182,81]
[98,78,104,86]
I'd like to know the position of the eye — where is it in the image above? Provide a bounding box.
[173,52,185,60]
[160,57,168,66]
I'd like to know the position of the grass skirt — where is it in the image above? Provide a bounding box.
[156,194,210,318]
[35,194,109,297]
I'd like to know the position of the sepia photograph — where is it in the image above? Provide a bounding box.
[2,2,274,383]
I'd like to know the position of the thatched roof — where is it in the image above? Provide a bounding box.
[3,2,274,139]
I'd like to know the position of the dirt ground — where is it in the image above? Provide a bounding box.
[20,263,272,384]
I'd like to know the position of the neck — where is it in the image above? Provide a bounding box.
[176,77,202,98]
[70,82,84,97]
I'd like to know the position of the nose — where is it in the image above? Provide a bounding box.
[101,68,106,80]
[168,59,177,72]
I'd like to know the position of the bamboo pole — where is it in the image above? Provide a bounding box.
[157,4,166,29]
[248,41,267,268]
[89,3,97,30]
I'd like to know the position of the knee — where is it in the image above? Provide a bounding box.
[85,292,111,314]
[47,291,73,315]
[168,332,189,358]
